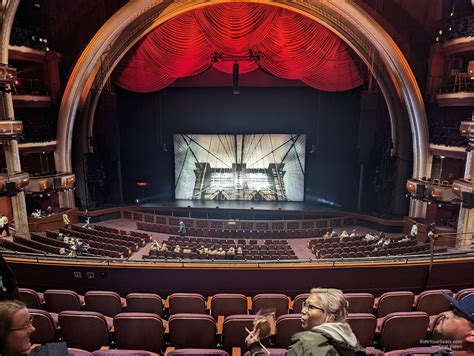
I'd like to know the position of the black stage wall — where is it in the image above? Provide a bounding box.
[113,86,363,210]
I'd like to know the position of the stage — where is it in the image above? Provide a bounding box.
[139,199,340,213]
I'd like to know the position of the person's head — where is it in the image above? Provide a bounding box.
[300,288,348,330]
[434,293,474,343]
[0,300,35,355]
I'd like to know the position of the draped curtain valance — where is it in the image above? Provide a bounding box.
[113,3,366,92]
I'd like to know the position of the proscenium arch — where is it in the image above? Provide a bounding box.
[56,0,429,213]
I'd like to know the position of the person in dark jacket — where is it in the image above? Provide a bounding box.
[0,255,19,301]
[246,287,365,355]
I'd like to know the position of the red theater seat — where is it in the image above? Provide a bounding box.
[222,315,264,353]
[275,314,303,348]
[345,293,375,314]
[113,312,165,353]
[252,294,290,317]
[19,288,44,309]
[126,293,164,317]
[29,308,58,345]
[168,313,217,349]
[210,293,248,319]
[346,313,376,348]
[414,289,452,315]
[85,291,126,317]
[44,289,84,313]
[59,311,112,351]
[455,287,474,300]
[292,293,309,314]
[378,312,429,351]
[169,293,206,315]
[375,291,415,318]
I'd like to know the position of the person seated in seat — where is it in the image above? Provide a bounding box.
[330,230,338,239]
[0,300,36,355]
[182,247,192,254]
[174,244,181,254]
[322,231,330,240]
[364,233,375,242]
[160,242,168,252]
[57,233,64,241]
[149,240,161,252]
[433,293,474,353]
[349,229,357,238]
[339,230,349,241]
[245,288,364,355]
[227,246,235,257]
[400,234,411,242]
[237,246,243,255]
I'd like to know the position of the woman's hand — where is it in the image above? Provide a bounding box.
[245,327,260,346]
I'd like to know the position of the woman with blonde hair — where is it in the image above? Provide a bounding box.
[246,287,364,355]
[0,300,35,355]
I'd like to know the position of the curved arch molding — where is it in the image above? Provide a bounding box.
[55,0,429,201]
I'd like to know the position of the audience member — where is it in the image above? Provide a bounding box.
[349,229,357,238]
[245,287,364,355]
[178,221,186,237]
[0,300,35,355]
[339,230,349,241]
[62,213,70,229]
[323,231,330,240]
[0,255,19,301]
[433,293,474,353]
[149,240,161,252]
[174,244,181,254]
[0,215,9,237]
[330,230,338,238]
[160,242,168,252]
[46,206,53,215]
[410,222,418,240]
[237,246,243,255]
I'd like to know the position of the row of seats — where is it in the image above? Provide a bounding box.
[27,307,463,353]
[72,225,149,246]
[56,229,137,253]
[137,221,340,239]
[19,287,474,354]
[19,288,474,320]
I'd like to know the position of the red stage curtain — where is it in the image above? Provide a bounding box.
[114,3,366,92]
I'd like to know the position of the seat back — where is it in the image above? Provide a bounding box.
[91,351,155,356]
[114,312,165,353]
[19,288,43,308]
[415,290,452,315]
[222,315,261,352]
[169,293,206,315]
[44,289,83,313]
[377,291,415,317]
[252,294,289,317]
[210,293,247,319]
[126,293,163,317]
[379,312,429,351]
[29,309,57,345]
[455,288,474,300]
[346,313,376,348]
[345,293,375,314]
[292,293,309,314]
[168,313,216,349]
[168,349,229,355]
[85,291,124,317]
[59,311,110,351]
[275,314,303,348]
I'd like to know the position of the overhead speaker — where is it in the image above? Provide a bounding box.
[233,63,239,94]
[415,184,426,198]
[462,191,474,209]
[6,182,17,196]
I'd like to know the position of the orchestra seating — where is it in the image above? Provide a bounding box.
[308,236,447,259]
[19,287,474,354]
[136,221,332,239]
[146,235,297,260]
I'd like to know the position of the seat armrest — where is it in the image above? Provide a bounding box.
[100,346,110,350]
[217,315,224,334]
[165,347,175,356]
[247,296,252,312]
[232,347,241,356]
[165,296,170,309]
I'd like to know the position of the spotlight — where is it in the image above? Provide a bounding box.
[135,198,140,204]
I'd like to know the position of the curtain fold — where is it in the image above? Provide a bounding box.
[114,3,366,92]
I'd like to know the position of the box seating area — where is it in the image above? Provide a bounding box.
[137,221,331,239]
[18,287,474,354]
[146,236,297,260]
[308,236,448,259]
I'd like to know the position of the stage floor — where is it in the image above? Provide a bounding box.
[140,199,339,212]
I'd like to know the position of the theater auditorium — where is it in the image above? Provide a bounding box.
[0,0,473,355]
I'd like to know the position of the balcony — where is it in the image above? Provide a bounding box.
[406,178,459,204]
[0,120,23,137]
[24,173,75,194]
[0,172,30,195]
